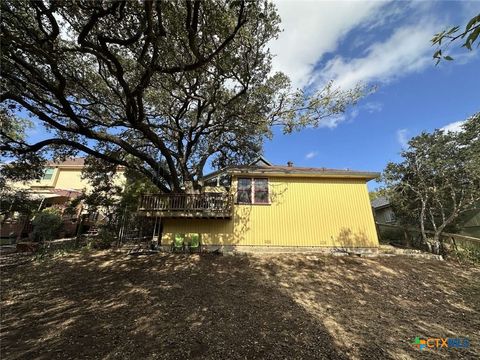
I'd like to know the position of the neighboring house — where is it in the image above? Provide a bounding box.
[16,157,124,199]
[1,158,125,239]
[139,159,380,252]
[371,196,480,239]
[14,158,88,204]
[371,196,397,224]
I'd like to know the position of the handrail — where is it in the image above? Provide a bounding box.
[139,193,233,215]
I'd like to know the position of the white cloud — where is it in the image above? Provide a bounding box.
[349,108,360,120]
[305,150,318,159]
[269,0,389,89]
[363,102,383,113]
[315,21,438,90]
[318,114,346,129]
[396,129,409,148]
[441,120,466,133]
[270,1,478,93]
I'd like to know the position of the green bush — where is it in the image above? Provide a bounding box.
[377,225,404,244]
[449,245,480,265]
[89,227,115,249]
[32,208,63,242]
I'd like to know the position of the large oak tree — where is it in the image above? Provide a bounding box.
[1,0,367,192]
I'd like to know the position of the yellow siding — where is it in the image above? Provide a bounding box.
[162,176,379,248]
[53,169,90,190]
[13,167,125,191]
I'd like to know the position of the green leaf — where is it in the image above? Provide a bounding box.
[465,26,480,50]
[465,14,480,32]
[443,56,454,61]
[463,41,473,51]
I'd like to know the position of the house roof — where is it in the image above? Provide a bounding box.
[371,196,390,209]
[250,156,272,166]
[203,164,379,181]
[47,158,86,167]
[29,188,82,200]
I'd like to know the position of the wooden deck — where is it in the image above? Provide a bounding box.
[138,193,233,219]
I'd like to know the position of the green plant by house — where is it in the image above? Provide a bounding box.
[32,208,63,242]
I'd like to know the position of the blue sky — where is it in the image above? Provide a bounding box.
[265,0,480,190]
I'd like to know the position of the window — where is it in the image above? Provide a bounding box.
[42,168,55,180]
[385,210,396,223]
[237,178,252,204]
[254,178,269,204]
[237,178,269,204]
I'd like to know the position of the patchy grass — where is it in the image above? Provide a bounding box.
[1,251,478,359]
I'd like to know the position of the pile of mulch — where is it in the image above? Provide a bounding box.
[1,251,478,359]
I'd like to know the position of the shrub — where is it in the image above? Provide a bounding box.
[32,208,63,242]
[448,245,480,265]
[89,227,115,249]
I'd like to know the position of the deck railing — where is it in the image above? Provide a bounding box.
[138,193,233,218]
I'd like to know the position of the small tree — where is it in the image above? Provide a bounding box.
[79,159,159,243]
[32,208,63,242]
[383,113,480,253]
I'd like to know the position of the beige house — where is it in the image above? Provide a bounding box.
[2,158,125,239]
[14,157,124,193]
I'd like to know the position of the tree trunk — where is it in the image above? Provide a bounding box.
[419,200,428,248]
[432,232,441,255]
[16,215,29,242]
[403,228,411,248]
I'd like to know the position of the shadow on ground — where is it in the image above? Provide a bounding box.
[1,251,479,359]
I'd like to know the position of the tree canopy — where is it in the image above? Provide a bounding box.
[383,112,480,252]
[1,0,368,192]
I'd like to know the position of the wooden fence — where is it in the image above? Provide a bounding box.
[376,222,480,249]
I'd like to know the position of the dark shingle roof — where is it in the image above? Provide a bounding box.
[371,196,390,209]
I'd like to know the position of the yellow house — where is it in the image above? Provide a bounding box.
[139,159,380,253]
[10,158,125,201]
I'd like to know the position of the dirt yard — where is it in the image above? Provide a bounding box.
[1,251,479,359]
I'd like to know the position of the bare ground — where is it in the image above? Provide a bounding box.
[0,251,479,360]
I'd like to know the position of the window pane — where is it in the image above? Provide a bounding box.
[42,168,54,180]
[237,190,252,203]
[254,178,268,191]
[254,179,269,203]
[254,191,269,203]
[238,178,251,190]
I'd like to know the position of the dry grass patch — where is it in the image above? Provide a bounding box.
[1,251,478,359]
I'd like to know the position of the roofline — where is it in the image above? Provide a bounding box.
[372,204,391,210]
[250,155,272,166]
[203,168,380,182]
[229,169,379,180]
[47,164,84,168]
[46,163,125,170]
